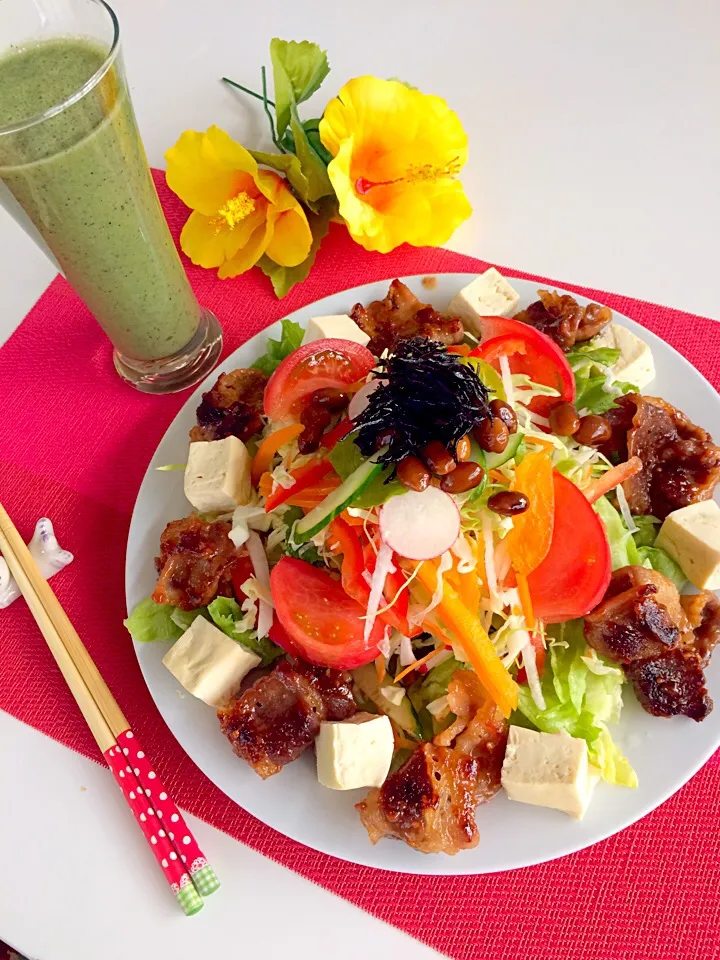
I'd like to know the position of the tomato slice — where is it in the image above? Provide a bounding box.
[469,315,575,416]
[268,615,304,659]
[527,472,611,623]
[230,555,255,603]
[264,339,376,421]
[263,458,335,512]
[270,556,385,669]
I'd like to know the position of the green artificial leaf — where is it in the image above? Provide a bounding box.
[289,104,333,201]
[251,317,304,374]
[124,597,183,644]
[302,118,333,165]
[256,195,336,298]
[249,149,312,203]
[269,39,330,137]
[206,596,283,665]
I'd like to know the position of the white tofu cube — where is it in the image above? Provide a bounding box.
[447,268,521,335]
[302,314,370,347]
[184,436,251,514]
[501,726,599,819]
[608,324,655,389]
[162,617,260,708]
[656,500,720,590]
[316,713,394,790]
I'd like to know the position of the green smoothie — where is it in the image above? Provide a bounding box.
[0,38,200,361]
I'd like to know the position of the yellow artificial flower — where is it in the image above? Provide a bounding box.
[165,126,312,278]
[319,77,471,253]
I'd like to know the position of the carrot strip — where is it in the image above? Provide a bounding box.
[525,436,555,452]
[414,562,518,717]
[375,654,386,685]
[394,645,448,684]
[251,423,304,486]
[258,472,273,500]
[489,469,508,483]
[515,571,536,632]
[584,456,643,505]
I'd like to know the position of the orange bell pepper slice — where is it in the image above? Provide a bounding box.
[504,450,555,576]
[251,423,304,487]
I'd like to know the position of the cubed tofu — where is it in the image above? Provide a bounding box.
[501,726,599,819]
[184,435,251,514]
[447,268,521,335]
[316,713,394,790]
[656,500,720,590]
[162,617,260,708]
[609,324,655,389]
[302,314,370,347]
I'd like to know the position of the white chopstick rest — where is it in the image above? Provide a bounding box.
[0,517,73,608]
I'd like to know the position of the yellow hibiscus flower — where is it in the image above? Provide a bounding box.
[319,77,472,253]
[165,125,312,278]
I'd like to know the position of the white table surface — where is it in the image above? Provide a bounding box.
[1,1,719,957]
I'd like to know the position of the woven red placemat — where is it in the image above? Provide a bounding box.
[1,171,719,960]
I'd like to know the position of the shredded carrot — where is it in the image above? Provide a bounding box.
[584,456,643,505]
[515,571,536,632]
[251,423,304,486]
[258,471,273,500]
[394,645,448,684]
[525,436,555,452]
[489,469,508,483]
[447,343,472,356]
[375,654,386,685]
[340,510,369,527]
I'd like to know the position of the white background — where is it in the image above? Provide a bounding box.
[1,1,719,958]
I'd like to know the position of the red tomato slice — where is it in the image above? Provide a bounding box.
[527,472,611,623]
[230,555,255,603]
[264,339,376,421]
[268,615,304,659]
[270,556,385,669]
[470,315,575,416]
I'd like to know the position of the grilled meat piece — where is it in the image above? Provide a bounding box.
[190,368,267,443]
[626,651,712,721]
[350,279,464,355]
[152,516,236,610]
[218,659,355,779]
[514,290,612,351]
[356,743,482,854]
[585,566,715,721]
[601,394,720,520]
[681,592,720,666]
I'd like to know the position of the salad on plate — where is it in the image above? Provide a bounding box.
[126,269,720,856]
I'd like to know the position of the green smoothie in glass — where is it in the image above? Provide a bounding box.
[0,37,200,361]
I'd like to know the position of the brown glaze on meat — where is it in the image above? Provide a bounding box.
[601,394,720,520]
[350,279,464,355]
[626,651,712,721]
[514,290,612,351]
[681,592,720,667]
[356,743,482,854]
[585,566,715,721]
[190,368,267,443]
[152,516,236,610]
[218,659,355,779]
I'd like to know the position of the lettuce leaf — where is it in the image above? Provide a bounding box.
[632,514,661,548]
[124,597,183,644]
[408,656,463,739]
[206,596,283,664]
[637,546,686,590]
[329,432,406,508]
[170,607,208,631]
[251,318,304,374]
[515,620,637,787]
[567,342,637,414]
[594,495,640,569]
[595,497,686,587]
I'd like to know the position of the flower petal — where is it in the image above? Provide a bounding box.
[179,211,231,268]
[265,206,313,267]
[218,219,274,278]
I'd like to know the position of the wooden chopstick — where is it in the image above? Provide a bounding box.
[0,504,219,913]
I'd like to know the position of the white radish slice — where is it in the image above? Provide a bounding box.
[379,487,460,560]
[348,378,386,421]
[246,531,273,640]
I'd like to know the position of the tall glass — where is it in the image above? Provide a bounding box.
[0,0,222,393]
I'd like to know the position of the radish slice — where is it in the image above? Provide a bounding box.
[349,378,386,421]
[246,531,273,640]
[379,487,460,560]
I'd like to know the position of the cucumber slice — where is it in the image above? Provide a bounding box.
[484,430,524,471]
[353,663,421,739]
[294,456,383,543]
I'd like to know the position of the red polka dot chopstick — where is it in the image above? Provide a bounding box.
[0,506,219,915]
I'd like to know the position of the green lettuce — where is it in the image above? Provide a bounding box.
[251,318,304,375]
[594,495,640,569]
[408,656,464,739]
[206,596,283,665]
[283,506,323,565]
[329,432,406,508]
[636,546,686,590]
[594,496,686,587]
[631,514,661,548]
[124,597,183,644]
[515,620,637,787]
[567,342,637,414]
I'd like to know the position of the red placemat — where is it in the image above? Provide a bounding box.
[2,171,720,960]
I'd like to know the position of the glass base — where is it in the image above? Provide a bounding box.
[113,308,223,394]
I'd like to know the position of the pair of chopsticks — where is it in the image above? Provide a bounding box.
[0,505,219,915]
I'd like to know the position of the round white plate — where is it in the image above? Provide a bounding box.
[126,273,720,874]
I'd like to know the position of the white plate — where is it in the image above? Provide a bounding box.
[126,273,720,874]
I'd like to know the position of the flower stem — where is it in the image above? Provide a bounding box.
[261,65,285,153]
[221,76,276,108]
